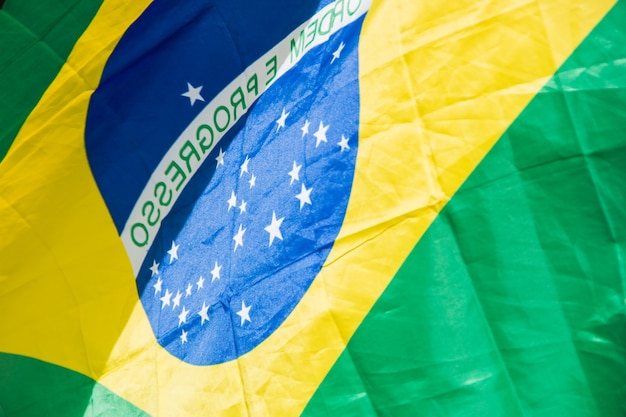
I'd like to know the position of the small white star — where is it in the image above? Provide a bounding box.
[216,148,225,166]
[331,42,345,64]
[240,155,250,177]
[233,224,246,251]
[295,183,313,209]
[196,276,205,290]
[181,82,204,106]
[249,174,256,188]
[338,135,350,151]
[211,261,222,282]
[227,191,237,211]
[149,260,159,276]
[153,276,163,295]
[180,329,188,344]
[288,161,302,185]
[238,200,247,213]
[264,211,284,246]
[301,120,310,137]
[160,289,172,309]
[178,306,190,325]
[198,302,210,325]
[172,290,182,309]
[236,300,252,325]
[185,283,192,297]
[313,121,329,147]
[276,108,289,131]
[167,241,179,263]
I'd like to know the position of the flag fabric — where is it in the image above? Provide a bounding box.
[1,0,625,416]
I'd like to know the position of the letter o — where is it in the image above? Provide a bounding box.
[131,222,149,247]
[347,0,361,15]
[214,105,231,132]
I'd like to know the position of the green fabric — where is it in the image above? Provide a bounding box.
[0,353,149,417]
[303,2,626,416]
[0,0,103,162]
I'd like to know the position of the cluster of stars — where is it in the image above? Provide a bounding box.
[146,36,354,354]
[150,100,351,345]
[150,253,251,344]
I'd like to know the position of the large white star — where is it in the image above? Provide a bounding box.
[149,260,159,276]
[239,200,247,213]
[338,135,350,152]
[233,224,246,251]
[313,121,329,147]
[180,329,188,344]
[216,148,225,166]
[301,120,310,137]
[153,276,163,295]
[196,275,205,290]
[331,42,345,64]
[160,289,172,309]
[198,302,210,325]
[181,82,205,106]
[236,300,252,325]
[249,174,256,188]
[178,306,190,326]
[295,183,313,209]
[288,161,302,185]
[240,155,250,177]
[276,108,289,131]
[172,290,182,309]
[211,261,222,282]
[227,191,237,211]
[185,283,192,297]
[264,211,284,246]
[167,241,179,263]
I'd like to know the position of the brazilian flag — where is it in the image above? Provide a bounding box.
[0,0,625,415]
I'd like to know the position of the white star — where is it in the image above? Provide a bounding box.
[233,224,246,251]
[181,82,204,106]
[288,161,302,185]
[198,302,210,325]
[153,276,163,295]
[172,290,182,309]
[167,241,179,263]
[149,260,159,276]
[249,174,256,188]
[301,120,310,137]
[216,148,225,166]
[313,121,329,147]
[238,200,247,213]
[276,108,289,131]
[295,183,313,209]
[160,289,172,309]
[236,300,252,325]
[338,135,350,151]
[264,211,284,246]
[180,329,188,344]
[196,276,205,290]
[240,155,250,177]
[331,42,345,64]
[178,306,190,326]
[227,191,237,211]
[211,261,221,282]
[185,283,192,297]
